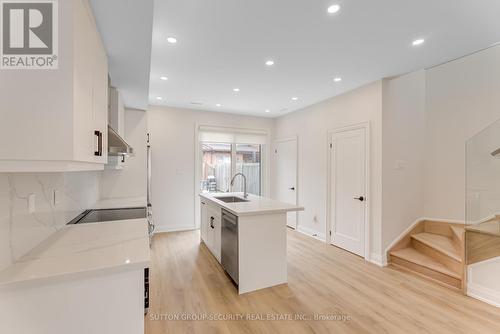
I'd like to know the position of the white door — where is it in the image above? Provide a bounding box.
[274,138,298,229]
[330,127,367,257]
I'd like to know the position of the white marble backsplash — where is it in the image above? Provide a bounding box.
[0,172,99,272]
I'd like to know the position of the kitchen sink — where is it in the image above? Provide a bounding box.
[214,196,249,203]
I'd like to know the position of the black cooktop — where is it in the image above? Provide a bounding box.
[67,207,147,225]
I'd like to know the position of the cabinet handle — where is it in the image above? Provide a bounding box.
[210,216,215,229]
[94,130,103,156]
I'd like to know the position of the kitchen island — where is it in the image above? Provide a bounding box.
[199,192,304,294]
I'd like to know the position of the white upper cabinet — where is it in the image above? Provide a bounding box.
[0,0,108,172]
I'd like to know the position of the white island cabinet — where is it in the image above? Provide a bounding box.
[199,192,304,294]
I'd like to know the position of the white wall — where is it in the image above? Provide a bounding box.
[147,106,274,233]
[99,108,148,199]
[273,81,383,260]
[0,172,99,272]
[381,71,426,252]
[424,45,500,220]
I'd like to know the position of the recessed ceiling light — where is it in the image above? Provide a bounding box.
[160,76,168,81]
[216,103,222,107]
[167,36,177,44]
[291,97,298,101]
[265,109,270,113]
[233,88,240,92]
[265,60,275,66]
[156,96,163,100]
[412,38,425,46]
[327,4,340,14]
[334,77,342,82]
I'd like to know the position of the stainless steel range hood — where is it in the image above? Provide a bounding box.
[108,125,134,156]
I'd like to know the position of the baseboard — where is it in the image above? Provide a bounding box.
[421,217,465,224]
[368,252,386,267]
[467,283,500,308]
[154,225,197,234]
[296,225,326,242]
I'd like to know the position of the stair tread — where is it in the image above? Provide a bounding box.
[390,247,461,279]
[411,232,461,262]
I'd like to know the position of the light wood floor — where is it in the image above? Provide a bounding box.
[145,229,500,334]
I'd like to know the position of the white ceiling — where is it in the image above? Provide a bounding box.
[150,1,500,117]
[90,0,154,110]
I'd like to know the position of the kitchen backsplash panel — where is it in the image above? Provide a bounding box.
[0,172,99,272]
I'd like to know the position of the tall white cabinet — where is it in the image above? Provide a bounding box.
[0,0,108,172]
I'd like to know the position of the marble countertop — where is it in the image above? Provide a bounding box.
[92,196,147,209]
[0,218,150,287]
[199,192,304,217]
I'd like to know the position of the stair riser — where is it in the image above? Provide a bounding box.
[412,239,462,275]
[390,256,462,289]
[424,221,454,238]
[450,230,464,254]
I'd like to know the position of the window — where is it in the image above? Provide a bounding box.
[200,142,262,196]
[234,144,261,195]
[201,143,232,193]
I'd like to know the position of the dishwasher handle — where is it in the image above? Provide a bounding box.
[222,212,237,225]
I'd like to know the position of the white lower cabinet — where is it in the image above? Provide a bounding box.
[200,199,221,262]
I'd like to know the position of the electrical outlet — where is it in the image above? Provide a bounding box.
[395,160,406,170]
[53,189,60,206]
[28,193,36,213]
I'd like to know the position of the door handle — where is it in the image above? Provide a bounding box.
[354,196,365,202]
[289,187,295,190]
[210,217,215,228]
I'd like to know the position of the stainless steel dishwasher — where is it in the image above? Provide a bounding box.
[221,209,238,285]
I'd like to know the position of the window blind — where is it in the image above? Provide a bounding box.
[198,125,268,145]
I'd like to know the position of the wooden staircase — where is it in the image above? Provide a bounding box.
[388,220,465,290]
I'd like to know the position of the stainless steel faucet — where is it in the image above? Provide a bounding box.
[230,173,248,199]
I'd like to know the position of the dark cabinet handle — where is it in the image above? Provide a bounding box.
[289,187,295,190]
[94,130,103,156]
[210,216,215,228]
[354,196,365,202]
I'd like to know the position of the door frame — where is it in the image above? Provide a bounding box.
[273,136,299,229]
[326,122,370,260]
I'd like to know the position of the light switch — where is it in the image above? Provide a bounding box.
[28,193,36,213]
